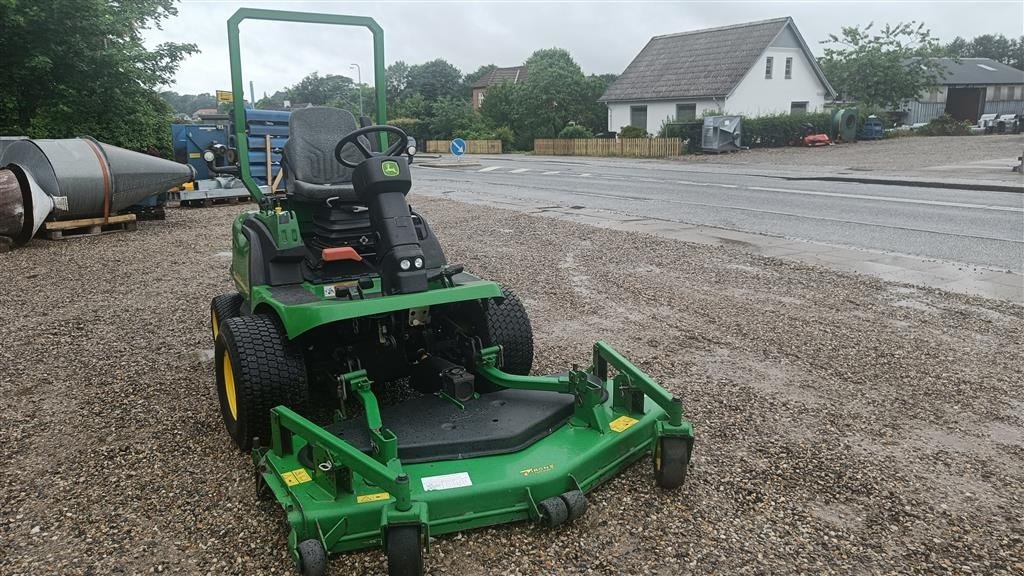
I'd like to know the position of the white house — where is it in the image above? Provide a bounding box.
[599,17,835,134]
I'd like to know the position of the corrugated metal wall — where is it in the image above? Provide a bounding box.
[906,99,1024,124]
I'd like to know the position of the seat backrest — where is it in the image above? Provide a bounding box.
[283,107,359,186]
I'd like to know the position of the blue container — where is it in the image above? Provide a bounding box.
[171,122,230,180]
[859,116,885,140]
[245,109,290,185]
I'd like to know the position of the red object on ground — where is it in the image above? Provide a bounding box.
[802,134,832,147]
[322,247,362,262]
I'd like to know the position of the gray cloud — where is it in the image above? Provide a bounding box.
[145,1,1024,95]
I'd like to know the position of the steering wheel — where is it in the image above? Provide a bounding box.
[334,125,409,168]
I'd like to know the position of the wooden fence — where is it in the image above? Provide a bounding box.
[533,138,682,158]
[425,140,502,154]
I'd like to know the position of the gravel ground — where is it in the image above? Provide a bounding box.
[678,133,1024,171]
[2,198,1022,575]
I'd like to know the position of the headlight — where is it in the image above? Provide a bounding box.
[399,259,411,271]
[413,257,423,269]
[202,150,215,162]
[407,145,417,155]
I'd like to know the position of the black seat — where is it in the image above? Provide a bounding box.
[283,107,365,203]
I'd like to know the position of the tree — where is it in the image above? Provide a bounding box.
[289,72,355,106]
[578,74,616,134]
[385,61,411,106]
[404,59,463,102]
[819,22,946,108]
[426,97,483,140]
[945,34,1024,69]
[0,0,197,153]
[479,82,522,132]
[160,91,218,115]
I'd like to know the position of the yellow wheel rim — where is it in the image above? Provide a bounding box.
[211,309,219,340]
[222,350,238,420]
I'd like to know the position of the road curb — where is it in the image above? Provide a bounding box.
[793,175,1023,194]
[418,161,482,169]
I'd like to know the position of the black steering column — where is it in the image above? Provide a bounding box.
[335,125,427,295]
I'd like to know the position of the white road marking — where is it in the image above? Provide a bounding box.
[541,171,561,175]
[748,186,1023,213]
[578,173,592,177]
[509,168,530,173]
[478,166,501,172]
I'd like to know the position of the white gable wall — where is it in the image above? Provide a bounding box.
[724,44,826,116]
[607,100,723,134]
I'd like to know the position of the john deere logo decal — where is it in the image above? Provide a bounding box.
[382,161,400,177]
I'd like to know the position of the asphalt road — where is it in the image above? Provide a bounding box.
[412,155,1024,272]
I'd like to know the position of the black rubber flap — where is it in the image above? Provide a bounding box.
[321,388,576,464]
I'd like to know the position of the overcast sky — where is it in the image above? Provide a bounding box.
[145,1,1024,96]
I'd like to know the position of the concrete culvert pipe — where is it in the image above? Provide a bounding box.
[0,137,195,221]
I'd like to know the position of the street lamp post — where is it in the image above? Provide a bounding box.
[350,63,364,118]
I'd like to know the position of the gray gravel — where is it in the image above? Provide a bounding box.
[1,197,1022,575]
[680,133,1024,172]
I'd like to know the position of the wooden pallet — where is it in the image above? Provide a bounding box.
[44,214,137,240]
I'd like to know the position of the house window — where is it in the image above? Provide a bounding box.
[630,105,647,130]
[992,85,1002,101]
[765,57,773,79]
[785,57,793,79]
[676,103,696,122]
[790,101,808,115]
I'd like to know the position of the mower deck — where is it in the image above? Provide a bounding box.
[304,386,583,464]
[254,342,694,565]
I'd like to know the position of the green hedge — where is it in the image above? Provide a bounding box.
[679,111,882,152]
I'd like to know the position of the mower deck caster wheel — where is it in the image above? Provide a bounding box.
[654,436,692,490]
[537,496,569,527]
[386,525,423,576]
[297,539,326,576]
[560,490,587,523]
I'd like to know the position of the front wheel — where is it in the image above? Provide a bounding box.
[385,525,423,576]
[654,436,692,489]
[215,314,308,451]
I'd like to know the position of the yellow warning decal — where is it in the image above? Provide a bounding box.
[188,152,201,158]
[281,468,312,487]
[356,492,391,504]
[609,415,639,433]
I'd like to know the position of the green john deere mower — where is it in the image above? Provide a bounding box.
[210,9,694,576]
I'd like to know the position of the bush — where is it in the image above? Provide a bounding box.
[491,126,515,151]
[916,114,972,136]
[619,125,647,138]
[742,112,832,147]
[557,124,593,139]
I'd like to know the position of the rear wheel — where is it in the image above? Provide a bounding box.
[210,293,243,341]
[215,314,309,451]
[472,287,534,392]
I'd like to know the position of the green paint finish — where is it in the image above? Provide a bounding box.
[255,342,693,559]
[255,210,303,249]
[251,280,504,339]
[228,8,388,203]
[381,160,400,176]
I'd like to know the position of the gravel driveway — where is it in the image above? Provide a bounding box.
[2,198,1022,575]
[681,134,1023,172]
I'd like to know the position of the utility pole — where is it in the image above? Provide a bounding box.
[350,63,364,118]
[249,81,255,106]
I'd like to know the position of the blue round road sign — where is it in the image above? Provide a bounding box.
[450,138,466,157]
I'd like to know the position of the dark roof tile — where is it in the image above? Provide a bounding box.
[600,17,794,102]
